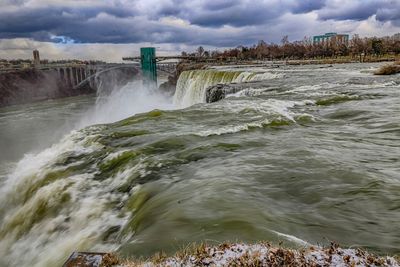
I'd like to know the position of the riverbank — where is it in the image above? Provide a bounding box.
[64,242,400,266]
[284,56,398,65]
[178,55,398,67]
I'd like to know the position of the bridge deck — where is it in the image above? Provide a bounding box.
[122,56,197,62]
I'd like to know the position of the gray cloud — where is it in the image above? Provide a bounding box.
[188,2,284,27]
[317,0,399,22]
[376,3,400,26]
[292,0,326,14]
[0,0,399,52]
[153,0,327,28]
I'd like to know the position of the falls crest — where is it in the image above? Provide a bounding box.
[173,69,280,108]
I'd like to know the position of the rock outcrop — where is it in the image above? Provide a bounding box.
[0,69,92,107]
[205,81,268,103]
[158,62,207,96]
[0,67,138,107]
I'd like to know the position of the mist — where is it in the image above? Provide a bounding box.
[0,73,173,168]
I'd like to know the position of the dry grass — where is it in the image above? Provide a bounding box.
[100,242,399,267]
[374,63,400,75]
[100,253,119,267]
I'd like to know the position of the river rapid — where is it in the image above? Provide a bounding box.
[0,63,399,266]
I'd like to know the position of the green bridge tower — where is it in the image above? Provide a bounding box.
[140,47,157,87]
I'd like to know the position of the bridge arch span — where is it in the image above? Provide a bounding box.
[74,64,140,90]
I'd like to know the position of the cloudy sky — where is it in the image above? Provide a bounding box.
[0,0,399,62]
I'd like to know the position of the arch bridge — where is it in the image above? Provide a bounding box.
[37,63,141,90]
[32,47,191,90]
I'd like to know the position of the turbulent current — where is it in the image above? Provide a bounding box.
[0,63,399,266]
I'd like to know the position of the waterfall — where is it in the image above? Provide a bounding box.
[173,69,281,108]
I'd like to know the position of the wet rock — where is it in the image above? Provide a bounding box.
[205,81,269,103]
[63,252,106,267]
[158,75,176,96]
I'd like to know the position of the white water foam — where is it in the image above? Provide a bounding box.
[191,99,314,137]
[0,67,319,266]
[0,81,174,266]
[0,128,137,266]
[270,230,310,246]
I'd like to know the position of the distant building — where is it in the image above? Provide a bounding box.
[313,33,349,45]
[33,50,40,66]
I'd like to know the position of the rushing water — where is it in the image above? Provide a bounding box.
[0,63,399,266]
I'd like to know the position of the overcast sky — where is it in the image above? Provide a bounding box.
[1,0,399,62]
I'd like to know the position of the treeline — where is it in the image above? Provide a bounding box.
[185,33,400,61]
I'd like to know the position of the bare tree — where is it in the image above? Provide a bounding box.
[197,46,205,57]
[181,33,400,62]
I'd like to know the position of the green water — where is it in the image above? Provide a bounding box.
[0,63,399,266]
